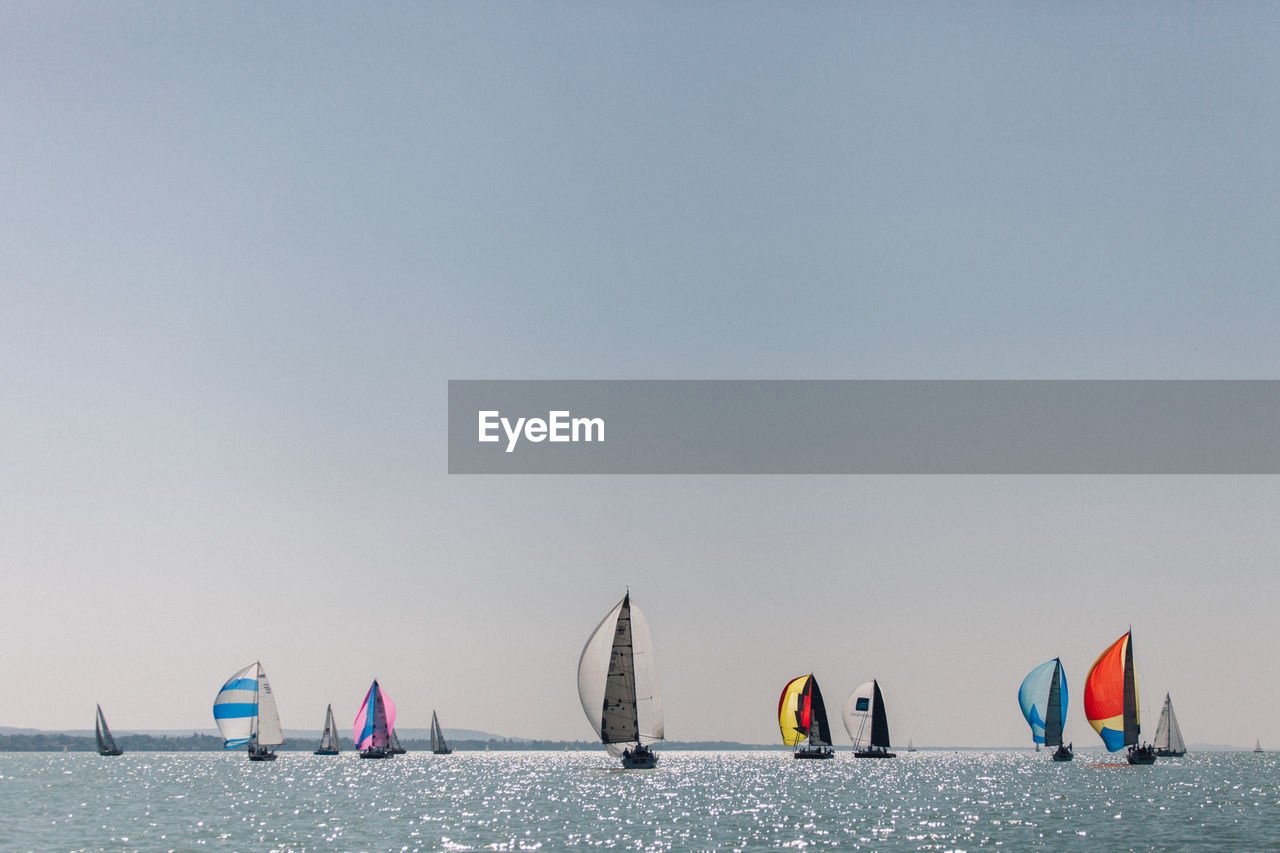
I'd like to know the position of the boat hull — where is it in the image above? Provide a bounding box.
[854,748,897,758]
[1127,745,1157,765]
[793,747,835,760]
[314,748,339,756]
[359,747,391,759]
[433,748,453,755]
[1154,748,1184,757]
[98,748,124,757]
[620,746,658,769]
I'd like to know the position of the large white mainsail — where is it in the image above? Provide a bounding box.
[577,593,664,758]
[255,664,284,747]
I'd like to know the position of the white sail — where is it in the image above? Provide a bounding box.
[319,704,338,751]
[577,593,664,757]
[255,664,284,747]
[842,681,876,748]
[1153,693,1185,754]
[628,599,665,747]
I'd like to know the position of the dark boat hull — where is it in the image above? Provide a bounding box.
[793,747,835,760]
[314,748,339,756]
[855,748,897,758]
[1127,745,1157,765]
[1154,748,1184,757]
[359,747,391,759]
[98,748,124,757]
[433,748,453,755]
[620,746,658,769]
[1052,744,1074,762]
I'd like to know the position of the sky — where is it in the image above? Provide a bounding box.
[2,2,1279,748]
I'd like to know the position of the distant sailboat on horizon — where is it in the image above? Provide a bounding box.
[430,710,452,755]
[314,704,340,755]
[1152,693,1186,757]
[1085,630,1154,765]
[1255,739,1263,753]
[844,680,897,758]
[95,704,123,756]
[906,738,916,752]
[213,661,283,761]
[577,591,664,769]
[388,727,406,755]
[778,674,835,759]
[1019,658,1073,761]
[354,679,397,759]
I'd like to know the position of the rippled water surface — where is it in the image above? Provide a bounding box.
[1,750,1277,851]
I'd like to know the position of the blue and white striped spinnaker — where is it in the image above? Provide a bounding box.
[213,661,284,749]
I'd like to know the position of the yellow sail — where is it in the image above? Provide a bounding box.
[778,675,813,747]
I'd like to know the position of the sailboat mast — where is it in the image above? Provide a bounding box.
[250,662,262,747]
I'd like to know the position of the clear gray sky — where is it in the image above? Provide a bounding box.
[3,3,1278,748]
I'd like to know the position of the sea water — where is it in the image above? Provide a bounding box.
[0,750,1276,851]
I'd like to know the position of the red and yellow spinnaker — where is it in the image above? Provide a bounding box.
[1084,630,1138,751]
[778,674,815,746]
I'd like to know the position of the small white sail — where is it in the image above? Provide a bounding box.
[1152,694,1185,754]
[318,704,339,752]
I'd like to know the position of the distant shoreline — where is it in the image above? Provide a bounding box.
[0,731,1251,753]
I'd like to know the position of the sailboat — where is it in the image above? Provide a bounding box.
[778,674,835,759]
[213,661,283,761]
[354,679,397,759]
[1018,658,1073,761]
[906,738,916,752]
[1254,739,1263,753]
[388,728,407,754]
[577,591,664,769]
[844,679,896,758]
[430,710,452,755]
[95,704,123,756]
[1084,630,1154,765]
[1152,693,1186,757]
[314,704,340,755]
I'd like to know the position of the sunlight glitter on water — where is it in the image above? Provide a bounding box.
[0,750,1277,851]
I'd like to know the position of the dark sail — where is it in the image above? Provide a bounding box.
[807,678,833,747]
[1044,659,1064,748]
[870,680,891,748]
[371,681,389,748]
[1122,635,1139,747]
[600,593,640,744]
[95,704,122,756]
[431,710,452,753]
